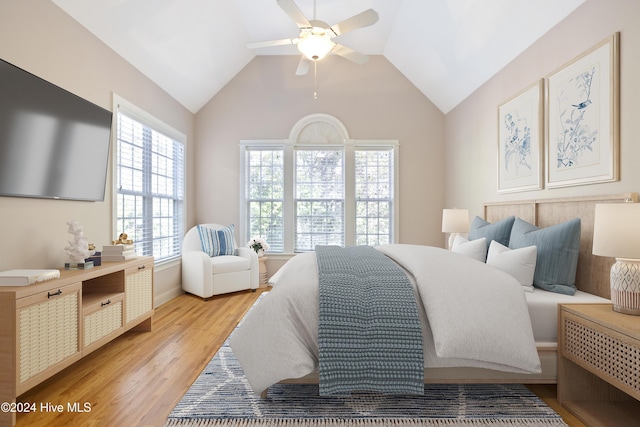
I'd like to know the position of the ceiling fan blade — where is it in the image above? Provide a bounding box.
[330,9,378,36]
[277,0,311,28]
[332,44,369,65]
[295,56,311,76]
[247,38,297,49]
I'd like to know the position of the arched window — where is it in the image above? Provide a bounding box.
[240,114,398,253]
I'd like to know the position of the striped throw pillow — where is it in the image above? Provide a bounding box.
[509,218,580,295]
[197,224,236,257]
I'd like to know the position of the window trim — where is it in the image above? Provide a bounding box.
[112,94,187,266]
[239,138,399,254]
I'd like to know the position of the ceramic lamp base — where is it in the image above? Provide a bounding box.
[611,258,640,315]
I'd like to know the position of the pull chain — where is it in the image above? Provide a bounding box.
[313,60,318,100]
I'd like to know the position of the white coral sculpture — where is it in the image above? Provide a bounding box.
[64,220,91,263]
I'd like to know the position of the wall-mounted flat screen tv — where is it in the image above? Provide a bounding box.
[0,58,112,201]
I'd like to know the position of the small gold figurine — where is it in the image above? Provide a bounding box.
[112,233,134,245]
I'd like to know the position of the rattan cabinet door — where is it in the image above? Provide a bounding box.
[16,282,82,394]
[124,261,153,326]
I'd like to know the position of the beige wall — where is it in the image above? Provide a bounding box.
[444,0,640,217]
[0,2,444,301]
[13,0,621,301]
[194,55,445,263]
[0,0,196,305]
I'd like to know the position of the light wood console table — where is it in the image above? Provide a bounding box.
[0,257,154,427]
[558,303,640,426]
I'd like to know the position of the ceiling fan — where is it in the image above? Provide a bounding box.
[247,0,379,76]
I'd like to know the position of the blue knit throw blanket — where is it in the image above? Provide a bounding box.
[316,245,424,396]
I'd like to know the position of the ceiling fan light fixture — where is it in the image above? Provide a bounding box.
[297,33,335,61]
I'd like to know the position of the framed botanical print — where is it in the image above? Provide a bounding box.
[546,33,619,188]
[498,80,543,193]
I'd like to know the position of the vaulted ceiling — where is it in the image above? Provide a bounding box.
[52,0,584,114]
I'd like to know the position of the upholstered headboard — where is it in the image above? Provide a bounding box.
[483,193,638,298]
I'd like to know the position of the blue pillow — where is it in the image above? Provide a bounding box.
[468,216,516,260]
[509,218,581,295]
[197,224,236,257]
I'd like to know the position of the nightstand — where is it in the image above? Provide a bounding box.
[258,256,268,286]
[558,303,640,426]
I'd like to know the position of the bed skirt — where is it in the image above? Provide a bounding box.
[260,345,556,397]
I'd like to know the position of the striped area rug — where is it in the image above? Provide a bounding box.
[166,296,567,427]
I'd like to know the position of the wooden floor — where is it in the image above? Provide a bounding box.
[16,288,586,427]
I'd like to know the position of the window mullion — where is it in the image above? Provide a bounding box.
[344,145,356,247]
[172,142,184,257]
[142,127,154,257]
[283,145,295,253]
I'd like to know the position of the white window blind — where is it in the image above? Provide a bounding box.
[295,149,345,251]
[355,149,393,246]
[246,148,284,253]
[114,101,185,263]
[241,140,397,253]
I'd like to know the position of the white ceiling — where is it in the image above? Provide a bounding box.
[51,0,584,114]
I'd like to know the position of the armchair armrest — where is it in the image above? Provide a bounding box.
[182,250,214,297]
[236,247,259,289]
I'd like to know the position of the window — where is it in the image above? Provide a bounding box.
[113,97,185,263]
[355,149,394,246]
[295,149,345,251]
[241,141,397,253]
[246,148,284,253]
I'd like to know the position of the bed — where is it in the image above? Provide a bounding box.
[229,193,636,396]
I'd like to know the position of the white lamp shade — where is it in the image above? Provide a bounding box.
[593,203,640,259]
[442,209,469,233]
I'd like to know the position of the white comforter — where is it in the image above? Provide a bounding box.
[229,244,541,394]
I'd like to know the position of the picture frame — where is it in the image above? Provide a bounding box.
[546,33,619,188]
[497,79,544,193]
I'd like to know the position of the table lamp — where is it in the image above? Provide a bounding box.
[442,208,469,250]
[593,202,640,315]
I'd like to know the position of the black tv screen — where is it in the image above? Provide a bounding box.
[0,58,112,201]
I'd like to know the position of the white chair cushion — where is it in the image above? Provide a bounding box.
[210,255,250,275]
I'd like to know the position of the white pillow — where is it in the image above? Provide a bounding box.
[451,235,486,262]
[486,240,537,292]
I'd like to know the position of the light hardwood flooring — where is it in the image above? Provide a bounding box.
[16,288,586,427]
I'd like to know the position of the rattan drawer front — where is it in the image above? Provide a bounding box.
[18,286,80,384]
[563,312,640,399]
[84,299,123,348]
[125,266,153,324]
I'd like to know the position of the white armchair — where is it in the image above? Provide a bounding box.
[181,224,258,299]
